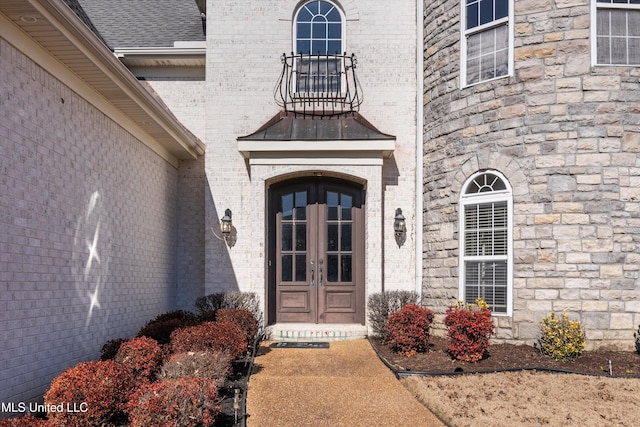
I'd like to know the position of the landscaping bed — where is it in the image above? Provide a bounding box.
[370,335,640,377]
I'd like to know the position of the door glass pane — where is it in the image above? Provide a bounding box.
[327,254,339,282]
[341,255,352,282]
[327,191,339,220]
[295,191,307,220]
[341,224,352,251]
[341,194,352,219]
[295,254,306,282]
[282,255,292,282]
[327,224,338,251]
[295,224,306,250]
[282,224,292,251]
[282,194,293,220]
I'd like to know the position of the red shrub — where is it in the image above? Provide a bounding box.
[159,350,232,387]
[444,300,495,362]
[43,360,136,427]
[100,338,128,361]
[127,377,221,427]
[170,321,247,358]
[0,415,49,427]
[215,308,259,344]
[137,319,189,345]
[115,336,163,382]
[198,309,217,322]
[386,304,435,357]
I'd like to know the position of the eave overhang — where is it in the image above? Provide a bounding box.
[0,0,205,167]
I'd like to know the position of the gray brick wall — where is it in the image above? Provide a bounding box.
[423,0,640,350]
[0,38,189,405]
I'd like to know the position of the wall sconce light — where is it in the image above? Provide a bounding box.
[394,208,406,247]
[220,209,235,247]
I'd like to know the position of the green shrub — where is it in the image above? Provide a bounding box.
[127,377,221,427]
[387,304,435,357]
[159,350,232,387]
[115,336,164,382]
[44,360,136,427]
[538,310,585,361]
[367,290,420,342]
[444,299,495,362]
[170,320,247,358]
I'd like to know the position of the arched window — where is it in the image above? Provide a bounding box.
[294,1,344,55]
[459,171,512,315]
[292,1,345,94]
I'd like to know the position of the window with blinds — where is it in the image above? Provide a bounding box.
[460,172,512,314]
[595,0,640,66]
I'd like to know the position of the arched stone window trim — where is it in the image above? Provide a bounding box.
[459,170,513,316]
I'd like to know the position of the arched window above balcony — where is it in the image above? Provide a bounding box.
[294,1,344,55]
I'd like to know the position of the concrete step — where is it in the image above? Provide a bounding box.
[266,323,368,342]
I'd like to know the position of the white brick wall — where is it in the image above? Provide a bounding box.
[204,1,418,324]
[0,38,191,405]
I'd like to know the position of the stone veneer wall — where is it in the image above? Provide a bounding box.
[422,0,640,350]
[0,38,189,405]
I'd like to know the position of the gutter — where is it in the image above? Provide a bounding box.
[415,0,424,300]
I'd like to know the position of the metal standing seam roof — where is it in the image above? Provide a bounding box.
[76,0,204,49]
[238,111,396,141]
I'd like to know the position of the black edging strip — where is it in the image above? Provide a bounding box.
[366,337,640,380]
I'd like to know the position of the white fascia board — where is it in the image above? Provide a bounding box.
[114,46,206,58]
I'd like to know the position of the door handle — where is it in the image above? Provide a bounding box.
[310,259,315,286]
[319,258,324,286]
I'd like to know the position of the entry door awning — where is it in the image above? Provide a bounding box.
[237,111,395,165]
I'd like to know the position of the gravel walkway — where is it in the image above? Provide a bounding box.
[246,339,444,427]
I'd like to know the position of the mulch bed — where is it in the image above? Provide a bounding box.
[370,336,640,377]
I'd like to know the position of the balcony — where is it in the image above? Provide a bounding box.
[275,53,363,117]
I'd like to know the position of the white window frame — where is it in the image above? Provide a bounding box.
[458,170,513,316]
[292,0,346,96]
[591,0,640,66]
[460,0,514,87]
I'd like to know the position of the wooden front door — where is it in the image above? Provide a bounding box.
[268,178,364,324]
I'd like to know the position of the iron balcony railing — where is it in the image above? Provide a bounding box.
[274,52,363,117]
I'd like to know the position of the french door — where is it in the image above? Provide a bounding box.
[268,178,364,324]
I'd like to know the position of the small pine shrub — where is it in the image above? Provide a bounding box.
[216,308,259,345]
[159,350,232,388]
[367,290,420,342]
[170,320,247,358]
[444,299,495,362]
[44,360,136,427]
[386,303,435,357]
[100,338,128,360]
[148,310,199,325]
[115,336,164,382]
[127,377,221,427]
[538,310,585,361]
[634,324,640,355]
[0,415,49,427]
